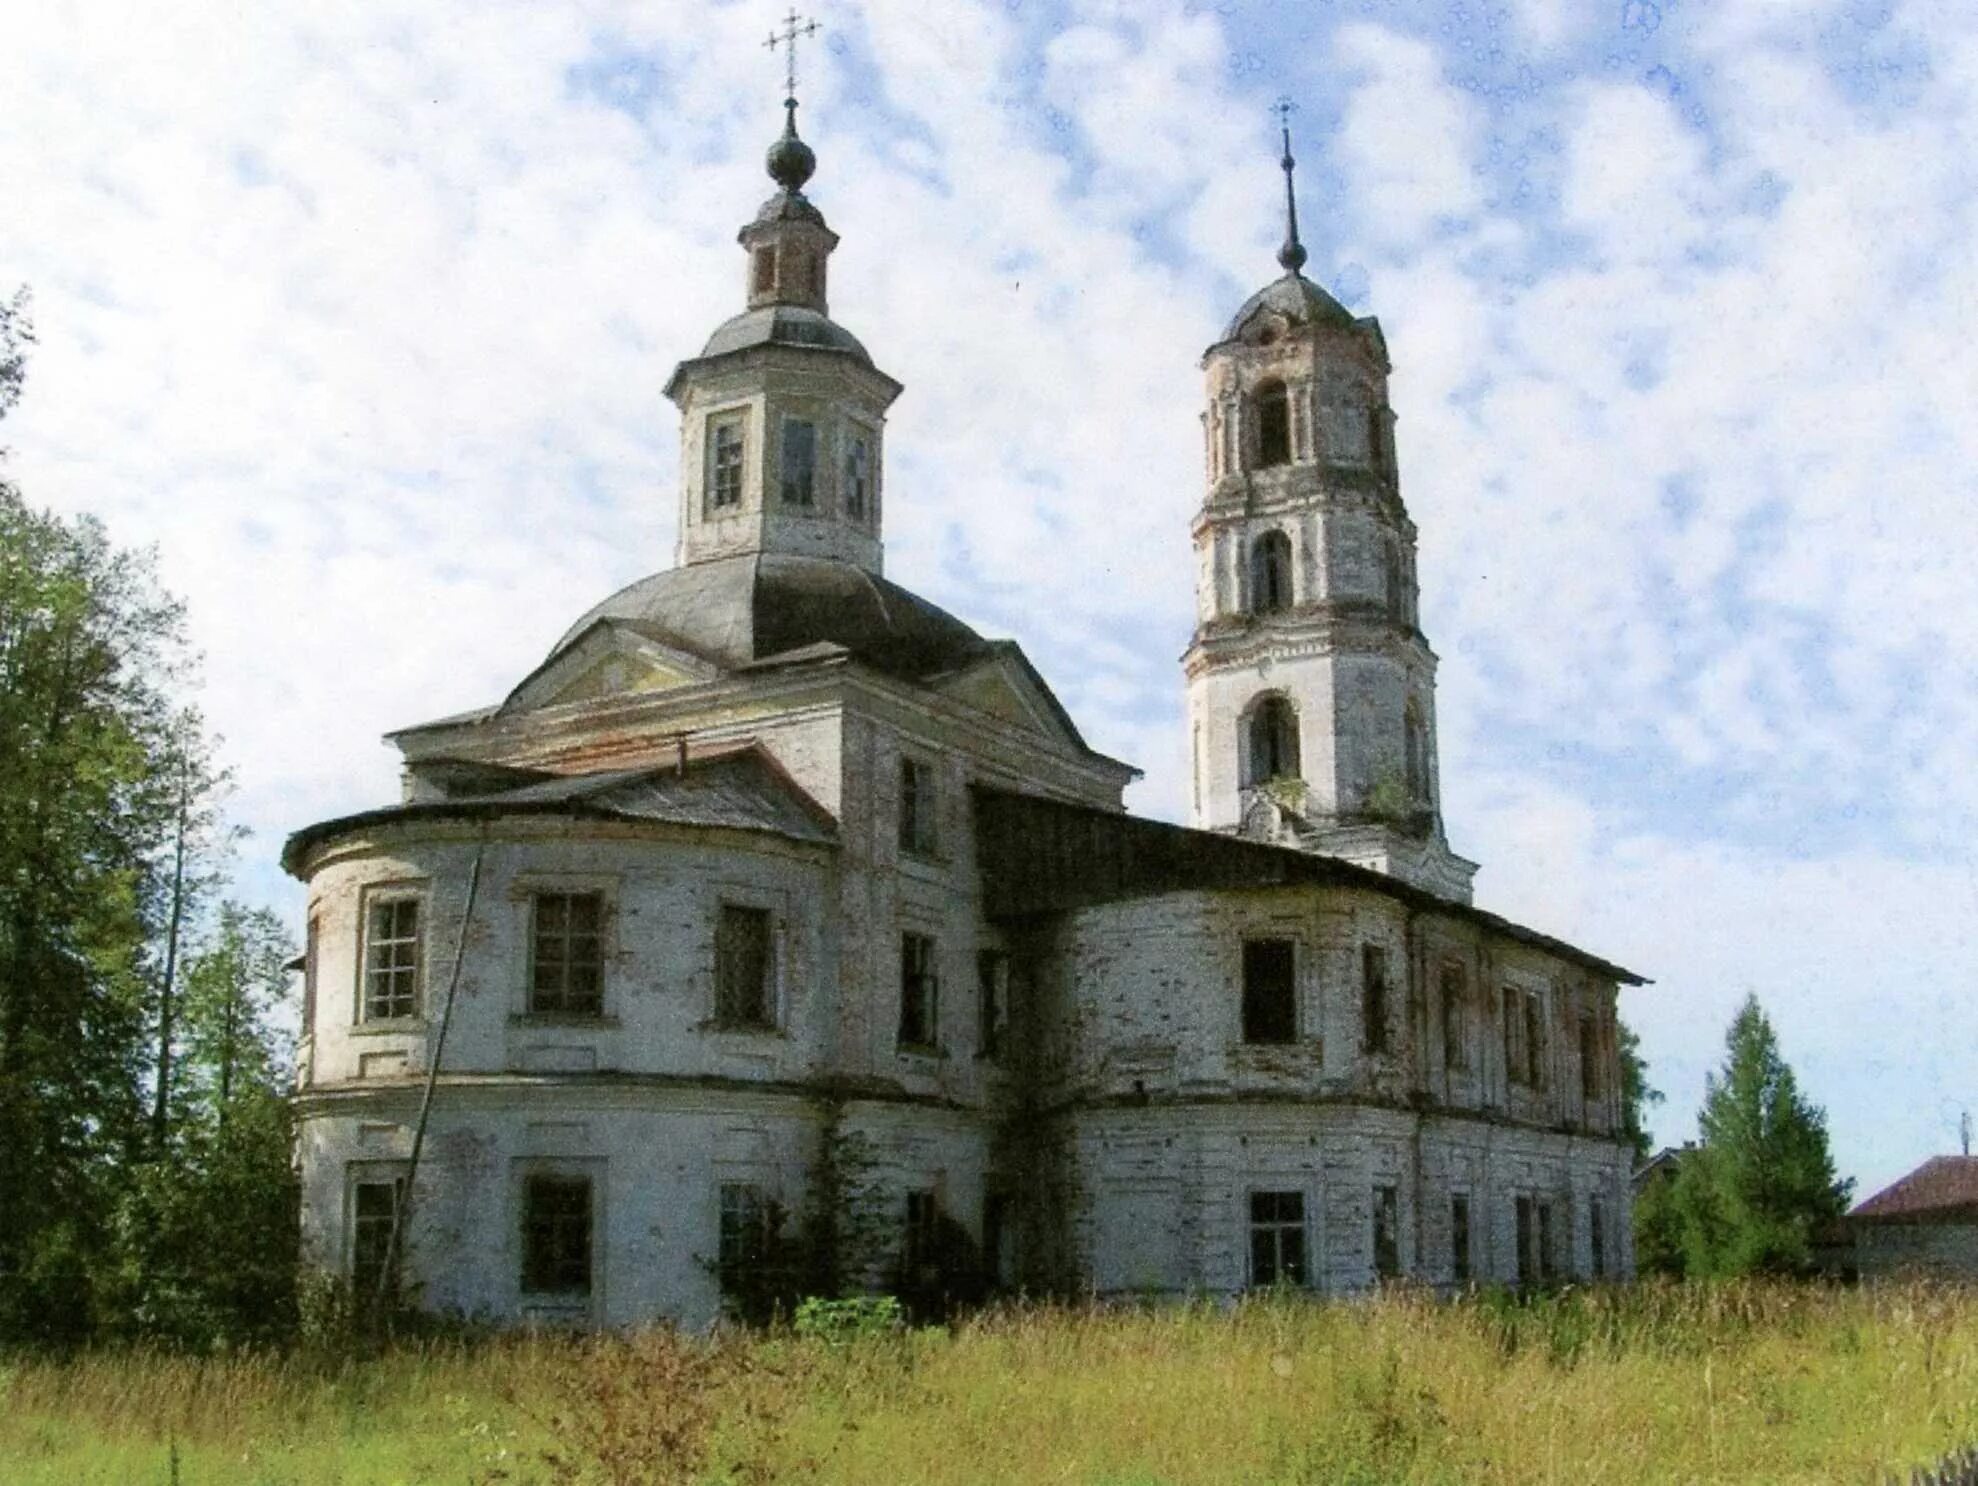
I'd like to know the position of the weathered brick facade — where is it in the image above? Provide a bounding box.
[285,107,1642,1327]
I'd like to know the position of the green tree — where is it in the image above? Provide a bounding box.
[1618,1017,1663,1165]
[1672,995,1851,1277]
[1632,1164,1685,1277]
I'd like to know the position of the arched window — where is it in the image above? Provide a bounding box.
[1254,379,1291,468]
[1250,531,1293,614]
[1243,694,1301,788]
[1404,704,1428,803]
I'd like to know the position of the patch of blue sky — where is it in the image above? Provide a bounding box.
[564,36,672,124]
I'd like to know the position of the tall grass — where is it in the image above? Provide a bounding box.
[2,1280,1973,1485]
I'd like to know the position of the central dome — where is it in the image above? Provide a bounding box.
[1215,271,1358,346]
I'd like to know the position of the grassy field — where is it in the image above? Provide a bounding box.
[2,1280,1974,1486]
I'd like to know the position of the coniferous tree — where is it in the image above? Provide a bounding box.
[1618,1017,1663,1166]
[1672,994,1851,1277]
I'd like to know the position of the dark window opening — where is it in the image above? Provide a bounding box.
[1243,695,1300,788]
[1590,1197,1607,1279]
[899,755,937,856]
[1404,708,1428,802]
[303,914,320,1036]
[352,1178,402,1297]
[1503,983,1523,1086]
[718,1183,772,1296]
[977,949,1009,1060]
[899,932,938,1051]
[1254,379,1291,467]
[1525,991,1548,1091]
[1241,937,1296,1045]
[1373,1185,1400,1280]
[1537,1200,1558,1284]
[1515,1194,1534,1287]
[522,1173,592,1297]
[715,905,774,1028]
[780,418,816,507]
[1451,1194,1472,1286]
[1250,530,1293,613]
[709,418,744,510]
[1249,1190,1307,1287]
[1440,961,1466,1071]
[983,1191,1012,1287]
[1362,944,1391,1055]
[844,433,871,519]
[529,891,604,1017]
[903,1190,940,1277]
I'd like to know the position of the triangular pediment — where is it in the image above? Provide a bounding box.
[505,621,721,713]
[932,645,1083,750]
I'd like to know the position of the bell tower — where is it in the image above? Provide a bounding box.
[663,17,902,575]
[1182,109,1476,902]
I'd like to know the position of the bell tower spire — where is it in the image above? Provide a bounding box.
[1181,104,1477,902]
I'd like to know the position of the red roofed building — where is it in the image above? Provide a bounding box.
[1849,1157,1978,1281]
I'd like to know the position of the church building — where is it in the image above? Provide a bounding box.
[285,84,1645,1327]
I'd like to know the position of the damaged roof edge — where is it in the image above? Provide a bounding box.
[970,785,1649,987]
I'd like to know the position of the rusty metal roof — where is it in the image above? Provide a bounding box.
[281,744,836,876]
[1850,1156,1978,1222]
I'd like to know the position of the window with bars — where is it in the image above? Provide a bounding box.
[1248,1191,1307,1288]
[780,418,817,507]
[898,755,937,857]
[1440,961,1467,1071]
[1241,938,1296,1045]
[898,932,939,1051]
[1362,944,1391,1055]
[977,949,1009,1060]
[521,1173,592,1297]
[707,416,745,511]
[529,892,603,1017]
[351,1177,402,1297]
[1451,1193,1472,1286]
[718,1183,772,1296]
[363,895,421,1021]
[844,432,872,519]
[714,905,774,1028]
[1373,1184,1401,1280]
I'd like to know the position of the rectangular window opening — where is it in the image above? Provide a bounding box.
[528,891,604,1017]
[714,904,774,1029]
[1450,1194,1472,1287]
[718,1183,772,1296]
[1515,1194,1534,1288]
[898,932,938,1051]
[363,896,421,1021]
[780,418,817,507]
[1537,1200,1558,1285]
[351,1177,403,1297]
[898,755,937,857]
[1372,1185,1401,1281]
[1248,1190,1307,1288]
[977,949,1009,1061]
[1580,1011,1601,1104]
[1526,991,1548,1091]
[1241,938,1297,1045]
[1362,944,1390,1055]
[521,1173,593,1297]
[1440,962,1466,1071]
[708,417,745,511]
[1590,1197,1607,1280]
[844,433,871,519]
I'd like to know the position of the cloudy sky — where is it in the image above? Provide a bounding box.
[6,0,1974,1197]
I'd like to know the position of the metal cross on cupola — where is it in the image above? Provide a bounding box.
[765,9,821,105]
[1274,97,1308,275]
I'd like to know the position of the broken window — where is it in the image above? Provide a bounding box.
[351,1176,402,1298]
[529,891,604,1017]
[1450,1193,1472,1286]
[1254,379,1291,467]
[977,949,1009,1060]
[1439,961,1466,1071]
[1250,530,1293,613]
[718,1183,772,1296]
[899,932,939,1051]
[844,431,871,519]
[362,894,421,1021]
[714,905,774,1028]
[1372,1184,1400,1280]
[899,755,937,857]
[1241,937,1296,1045]
[1362,944,1390,1055]
[779,417,816,507]
[1248,1190,1307,1287]
[521,1173,592,1297]
[707,416,745,511]
[1243,694,1300,787]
